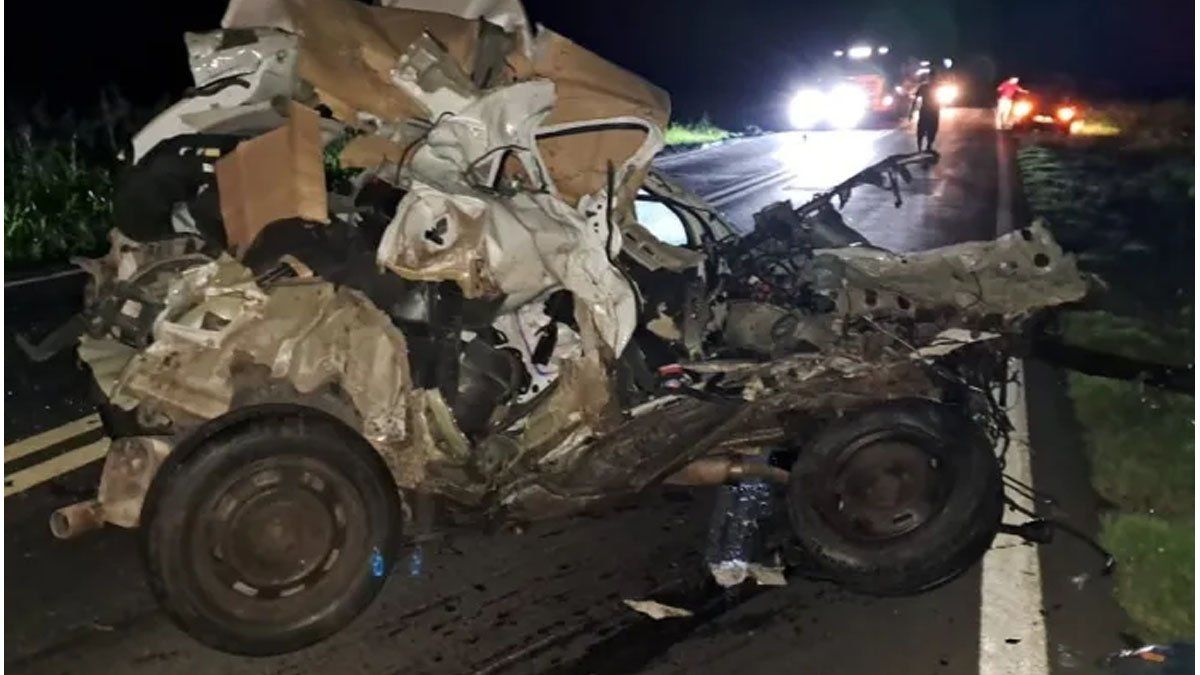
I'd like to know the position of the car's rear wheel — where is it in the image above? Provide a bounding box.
[142,412,402,655]
[787,399,1003,595]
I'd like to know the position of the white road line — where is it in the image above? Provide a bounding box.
[979,362,1049,674]
[979,128,1049,674]
[3,268,85,289]
[4,414,103,463]
[4,439,110,497]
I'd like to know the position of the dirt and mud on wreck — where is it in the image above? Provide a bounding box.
[26,0,1099,656]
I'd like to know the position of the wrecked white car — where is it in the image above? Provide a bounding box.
[29,0,1090,656]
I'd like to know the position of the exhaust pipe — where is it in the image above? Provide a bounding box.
[49,500,105,539]
[664,457,790,487]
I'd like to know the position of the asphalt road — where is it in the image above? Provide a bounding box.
[4,109,1130,674]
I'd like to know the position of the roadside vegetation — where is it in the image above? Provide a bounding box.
[4,94,138,269]
[1016,102,1194,642]
[5,132,116,268]
[664,117,734,146]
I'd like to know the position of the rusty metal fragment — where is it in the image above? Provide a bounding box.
[95,437,173,528]
[812,219,1088,320]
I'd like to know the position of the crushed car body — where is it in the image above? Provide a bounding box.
[30,0,1093,656]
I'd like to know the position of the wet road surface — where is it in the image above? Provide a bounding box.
[4,109,1130,674]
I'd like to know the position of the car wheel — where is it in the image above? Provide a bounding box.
[786,399,1002,596]
[142,412,403,655]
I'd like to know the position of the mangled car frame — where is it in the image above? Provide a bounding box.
[34,0,1090,655]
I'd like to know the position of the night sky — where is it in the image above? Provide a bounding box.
[5,0,1194,129]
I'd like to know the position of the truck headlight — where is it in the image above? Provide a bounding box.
[827,84,868,129]
[788,89,825,129]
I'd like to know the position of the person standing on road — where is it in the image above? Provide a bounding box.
[910,69,941,152]
[996,76,1027,128]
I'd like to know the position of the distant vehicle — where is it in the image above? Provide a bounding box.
[788,44,916,129]
[1003,82,1085,134]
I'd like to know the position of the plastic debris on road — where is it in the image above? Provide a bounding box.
[1104,643,1194,674]
[623,599,694,620]
[705,469,778,588]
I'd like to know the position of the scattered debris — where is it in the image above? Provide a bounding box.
[706,479,774,588]
[1055,642,1084,669]
[623,599,694,620]
[1104,643,1194,674]
[1069,572,1089,591]
[746,562,788,587]
[18,0,1108,656]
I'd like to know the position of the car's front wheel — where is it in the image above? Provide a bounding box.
[786,399,1003,595]
[142,411,402,655]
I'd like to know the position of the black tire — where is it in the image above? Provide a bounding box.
[787,399,1003,596]
[142,412,403,655]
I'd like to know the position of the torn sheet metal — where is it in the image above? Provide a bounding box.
[391,33,480,119]
[77,337,138,399]
[377,0,531,39]
[387,388,479,497]
[132,29,299,162]
[813,219,1088,320]
[223,0,531,51]
[722,301,837,356]
[530,29,670,212]
[491,300,583,404]
[729,350,940,410]
[143,0,661,359]
[623,599,693,620]
[620,220,706,273]
[498,192,639,353]
[376,185,498,298]
[912,328,1000,358]
[407,79,555,193]
[184,28,298,91]
[235,0,485,124]
[111,257,412,446]
[517,354,620,460]
[388,56,640,353]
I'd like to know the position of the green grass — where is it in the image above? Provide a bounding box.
[1101,513,1195,642]
[1085,101,1195,151]
[1068,371,1193,516]
[5,132,115,267]
[664,118,733,146]
[1019,107,1195,642]
[1059,309,1193,366]
[1016,130,1193,320]
[1065,322,1195,641]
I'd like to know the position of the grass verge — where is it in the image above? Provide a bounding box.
[5,133,115,267]
[1018,108,1194,642]
[665,118,733,146]
[1101,514,1194,642]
